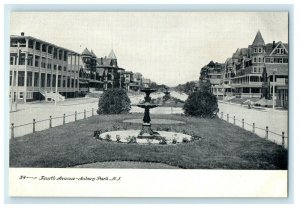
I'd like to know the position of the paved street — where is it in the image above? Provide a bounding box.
[218,101,288,148]
[9,93,289,149]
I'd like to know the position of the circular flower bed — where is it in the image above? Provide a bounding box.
[96,130,193,145]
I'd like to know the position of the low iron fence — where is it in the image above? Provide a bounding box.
[10,108,96,139]
[218,112,288,149]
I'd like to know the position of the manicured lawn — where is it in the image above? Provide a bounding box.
[9,113,287,169]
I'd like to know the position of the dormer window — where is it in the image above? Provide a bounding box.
[277,48,285,54]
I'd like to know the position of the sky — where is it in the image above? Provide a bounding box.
[10,12,288,87]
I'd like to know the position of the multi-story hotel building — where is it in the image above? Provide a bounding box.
[10,32,81,103]
[199,61,225,97]
[199,30,288,107]
[10,33,146,103]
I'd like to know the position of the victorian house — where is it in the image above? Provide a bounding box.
[223,30,288,107]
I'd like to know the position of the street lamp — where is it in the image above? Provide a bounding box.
[272,68,277,110]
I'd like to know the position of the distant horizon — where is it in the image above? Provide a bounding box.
[10,12,288,87]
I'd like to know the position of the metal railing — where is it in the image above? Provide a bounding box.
[218,112,288,149]
[10,108,95,139]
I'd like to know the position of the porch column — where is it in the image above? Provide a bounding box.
[24,39,29,103]
[38,43,43,92]
[50,47,54,92]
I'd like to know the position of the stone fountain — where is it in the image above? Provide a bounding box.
[137,87,160,139]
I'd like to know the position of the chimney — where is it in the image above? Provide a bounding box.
[21,32,25,36]
[272,41,276,49]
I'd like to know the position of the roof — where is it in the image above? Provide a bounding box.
[232,48,240,58]
[82,48,93,56]
[265,63,288,76]
[124,71,133,74]
[90,50,97,58]
[240,48,248,56]
[10,34,80,55]
[108,49,117,59]
[96,68,105,76]
[252,30,265,46]
[265,43,274,55]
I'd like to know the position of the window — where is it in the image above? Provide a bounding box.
[19,53,26,65]
[35,56,40,67]
[258,57,261,63]
[28,40,34,49]
[10,56,14,65]
[34,72,39,87]
[27,54,33,66]
[48,46,52,54]
[42,44,47,52]
[41,58,46,68]
[53,48,57,59]
[254,48,257,53]
[277,48,285,54]
[253,57,256,63]
[19,92,24,99]
[253,67,257,72]
[18,71,25,86]
[258,48,262,53]
[35,42,40,50]
[27,72,32,86]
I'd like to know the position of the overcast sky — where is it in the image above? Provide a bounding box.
[10,12,288,86]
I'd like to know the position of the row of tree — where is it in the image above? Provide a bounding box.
[97,79,218,117]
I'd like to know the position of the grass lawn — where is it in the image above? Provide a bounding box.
[9,113,287,169]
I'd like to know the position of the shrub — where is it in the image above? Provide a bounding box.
[116,135,121,143]
[159,137,167,145]
[105,134,112,142]
[182,138,189,143]
[183,90,218,117]
[128,136,137,144]
[97,89,131,114]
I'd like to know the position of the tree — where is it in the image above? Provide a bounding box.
[183,90,218,117]
[97,89,131,114]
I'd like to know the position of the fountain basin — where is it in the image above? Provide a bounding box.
[99,130,192,144]
[136,103,160,108]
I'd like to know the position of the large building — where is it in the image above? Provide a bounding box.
[10,32,81,103]
[9,33,148,103]
[199,61,225,97]
[199,30,289,107]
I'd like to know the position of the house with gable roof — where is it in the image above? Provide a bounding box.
[223,30,288,107]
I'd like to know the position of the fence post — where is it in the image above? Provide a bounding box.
[75,111,77,121]
[227,114,229,122]
[233,116,236,125]
[92,108,94,116]
[265,126,269,139]
[84,109,86,119]
[63,113,65,125]
[252,123,255,133]
[282,132,285,147]
[242,119,244,128]
[11,123,14,139]
[49,116,52,128]
[221,112,223,119]
[33,119,36,133]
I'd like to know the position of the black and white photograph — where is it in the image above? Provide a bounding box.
[6,10,290,198]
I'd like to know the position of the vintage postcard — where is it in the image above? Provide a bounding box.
[8,11,288,197]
